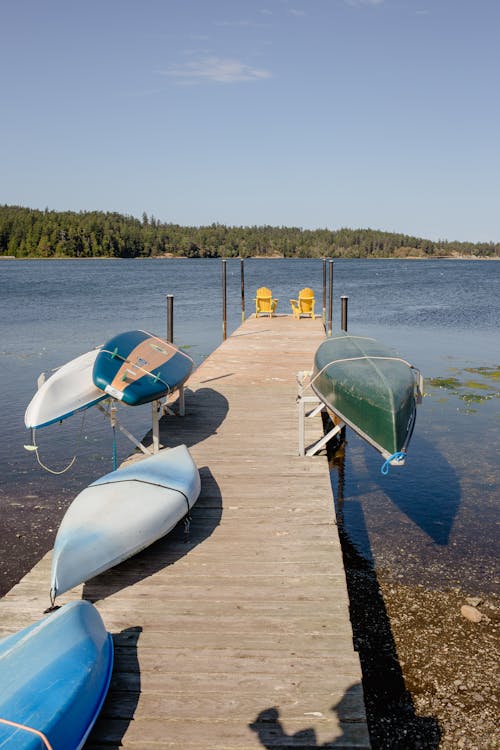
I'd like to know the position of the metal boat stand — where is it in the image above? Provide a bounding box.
[296,371,344,457]
[97,384,186,464]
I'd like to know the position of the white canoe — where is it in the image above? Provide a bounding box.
[25,348,108,429]
[50,444,201,599]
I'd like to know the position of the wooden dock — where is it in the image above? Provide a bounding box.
[0,315,370,749]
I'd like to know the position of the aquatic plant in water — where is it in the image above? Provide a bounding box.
[426,366,500,412]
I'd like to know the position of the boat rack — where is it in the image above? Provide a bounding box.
[97,385,186,464]
[296,371,344,457]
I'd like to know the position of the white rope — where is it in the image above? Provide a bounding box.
[23,410,88,475]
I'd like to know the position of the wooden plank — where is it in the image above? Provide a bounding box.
[0,315,370,749]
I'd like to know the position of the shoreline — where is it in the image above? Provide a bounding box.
[1,254,498,261]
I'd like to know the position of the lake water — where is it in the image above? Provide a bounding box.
[0,258,498,597]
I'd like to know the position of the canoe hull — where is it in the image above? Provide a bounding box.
[24,349,107,429]
[0,600,113,750]
[93,330,193,406]
[51,444,201,598]
[312,333,418,460]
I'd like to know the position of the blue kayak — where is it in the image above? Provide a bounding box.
[0,600,113,749]
[92,329,193,406]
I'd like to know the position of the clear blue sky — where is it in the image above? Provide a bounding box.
[1,0,499,242]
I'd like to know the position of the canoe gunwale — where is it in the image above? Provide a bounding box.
[310,382,409,462]
[74,631,114,750]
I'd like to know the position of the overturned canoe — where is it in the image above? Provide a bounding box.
[312,332,421,464]
[24,348,107,430]
[93,329,193,406]
[50,444,201,600]
[0,600,113,750]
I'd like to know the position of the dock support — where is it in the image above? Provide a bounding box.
[297,371,345,456]
[167,294,174,343]
[241,258,245,323]
[328,260,333,336]
[98,386,186,465]
[341,295,348,332]
[322,258,327,323]
[222,259,227,341]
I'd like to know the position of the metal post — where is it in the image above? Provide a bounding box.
[341,295,348,332]
[328,260,333,336]
[166,294,174,343]
[322,258,326,324]
[222,259,227,341]
[240,258,245,323]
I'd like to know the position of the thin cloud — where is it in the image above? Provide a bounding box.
[161,56,272,84]
[346,0,384,5]
[289,8,306,16]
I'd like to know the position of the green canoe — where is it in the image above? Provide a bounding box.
[311,332,422,465]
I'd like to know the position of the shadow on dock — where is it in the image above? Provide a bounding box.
[249,684,367,748]
[148,387,229,450]
[81,466,222,603]
[328,434,442,749]
[85,625,142,749]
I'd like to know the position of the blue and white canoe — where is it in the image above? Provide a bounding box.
[51,445,201,600]
[24,349,108,430]
[0,600,113,750]
[92,330,193,406]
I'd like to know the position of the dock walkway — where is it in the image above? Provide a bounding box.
[0,315,370,749]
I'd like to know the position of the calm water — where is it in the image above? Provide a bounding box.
[0,258,498,595]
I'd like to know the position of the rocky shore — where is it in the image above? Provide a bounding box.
[341,523,499,749]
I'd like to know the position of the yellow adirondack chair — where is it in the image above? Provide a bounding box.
[290,287,316,319]
[254,287,278,317]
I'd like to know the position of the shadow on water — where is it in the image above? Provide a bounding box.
[82,466,222,602]
[84,625,142,749]
[345,431,461,547]
[327,431,442,749]
[248,684,367,749]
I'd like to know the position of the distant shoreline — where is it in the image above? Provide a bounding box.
[1,254,498,261]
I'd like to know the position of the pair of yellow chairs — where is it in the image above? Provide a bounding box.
[254,287,316,319]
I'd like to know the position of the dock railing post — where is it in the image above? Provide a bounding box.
[322,258,326,324]
[328,260,333,336]
[167,294,174,343]
[222,259,227,341]
[240,258,245,323]
[341,295,348,332]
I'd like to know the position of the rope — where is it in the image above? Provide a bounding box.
[24,423,80,476]
[381,451,406,475]
[0,717,54,749]
[112,424,117,471]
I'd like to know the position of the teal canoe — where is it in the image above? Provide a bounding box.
[311,332,422,465]
[0,600,113,749]
[93,330,193,406]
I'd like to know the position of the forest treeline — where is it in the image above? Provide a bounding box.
[1,205,498,259]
